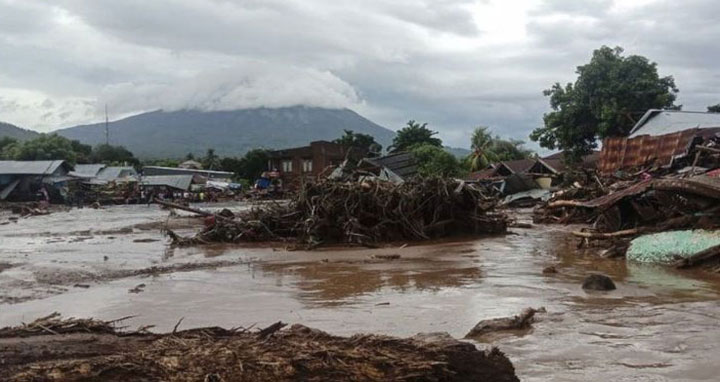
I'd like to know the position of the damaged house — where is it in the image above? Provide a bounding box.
[0,160,74,202]
[598,109,720,174]
[267,141,351,186]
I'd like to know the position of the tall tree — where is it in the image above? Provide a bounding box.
[468,127,497,171]
[389,120,442,153]
[90,144,138,165]
[333,130,382,156]
[410,144,460,177]
[530,46,678,161]
[202,148,220,170]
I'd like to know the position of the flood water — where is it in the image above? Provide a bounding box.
[1,203,720,381]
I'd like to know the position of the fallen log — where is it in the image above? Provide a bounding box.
[153,198,232,220]
[571,228,642,239]
[464,307,544,340]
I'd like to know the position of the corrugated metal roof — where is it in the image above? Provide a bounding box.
[629,110,720,138]
[140,175,194,191]
[143,166,233,178]
[71,164,106,177]
[0,160,69,175]
[598,129,699,174]
[98,166,137,180]
[498,159,534,174]
[364,152,418,179]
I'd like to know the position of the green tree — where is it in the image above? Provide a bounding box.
[5,134,78,163]
[241,149,270,180]
[0,137,18,159]
[708,104,720,113]
[467,127,498,171]
[389,120,442,153]
[490,138,533,162]
[185,152,195,160]
[333,129,382,156]
[202,148,220,170]
[530,46,678,161]
[90,144,138,165]
[411,144,460,177]
[71,140,93,163]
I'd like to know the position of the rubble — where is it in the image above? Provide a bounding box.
[0,315,520,382]
[163,177,509,248]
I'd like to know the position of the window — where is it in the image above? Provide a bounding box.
[302,159,313,173]
[281,160,293,172]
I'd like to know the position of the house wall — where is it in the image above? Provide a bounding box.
[268,141,349,186]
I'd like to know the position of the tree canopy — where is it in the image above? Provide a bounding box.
[389,121,442,153]
[1,134,81,163]
[411,144,460,178]
[467,127,532,171]
[218,148,270,181]
[90,144,138,165]
[708,104,720,113]
[333,129,382,156]
[530,46,678,161]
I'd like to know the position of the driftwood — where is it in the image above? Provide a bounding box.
[464,307,543,340]
[167,178,508,247]
[571,228,642,239]
[0,315,520,382]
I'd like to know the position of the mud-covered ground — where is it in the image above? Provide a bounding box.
[2,203,720,381]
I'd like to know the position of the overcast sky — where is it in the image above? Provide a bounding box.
[1,0,719,150]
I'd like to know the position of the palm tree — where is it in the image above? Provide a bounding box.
[468,126,497,171]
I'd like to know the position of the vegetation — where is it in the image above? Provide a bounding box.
[389,121,442,153]
[708,104,720,113]
[467,127,533,171]
[218,148,270,181]
[90,144,138,166]
[530,46,678,161]
[410,144,460,177]
[333,129,382,156]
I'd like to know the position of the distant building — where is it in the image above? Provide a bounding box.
[599,109,720,174]
[0,160,74,201]
[267,141,351,185]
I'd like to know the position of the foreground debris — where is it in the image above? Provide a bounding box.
[164,177,508,248]
[0,315,519,382]
[534,172,720,269]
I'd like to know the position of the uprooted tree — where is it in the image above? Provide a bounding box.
[530,46,679,162]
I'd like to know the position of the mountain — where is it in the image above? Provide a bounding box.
[55,106,397,159]
[0,121,40,141]
[444,146,471,159]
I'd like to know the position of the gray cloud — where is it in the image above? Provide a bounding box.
[1,0,720,150]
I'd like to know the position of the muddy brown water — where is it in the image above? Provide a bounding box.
[1,204,720,381]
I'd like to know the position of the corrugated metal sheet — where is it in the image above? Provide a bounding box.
[630,110,720,138]
[140,175,194,191]
[71,164,106,178]
[143,166,232,179]
[98,166,137,181]
[598,129,699,174]
[0,160,69,175]
[498,159,534,174]
[364,152,418,179]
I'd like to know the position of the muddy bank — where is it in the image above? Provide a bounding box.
[0,315,518,382]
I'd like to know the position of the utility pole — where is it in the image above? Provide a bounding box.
[105,104,109,146]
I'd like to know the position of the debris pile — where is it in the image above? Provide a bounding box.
[0,315,520,382]
[165,177,508,248]
[533,162,720,269]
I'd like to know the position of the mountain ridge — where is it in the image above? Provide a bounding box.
[54,106,397,159]
[0,121,41,141]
